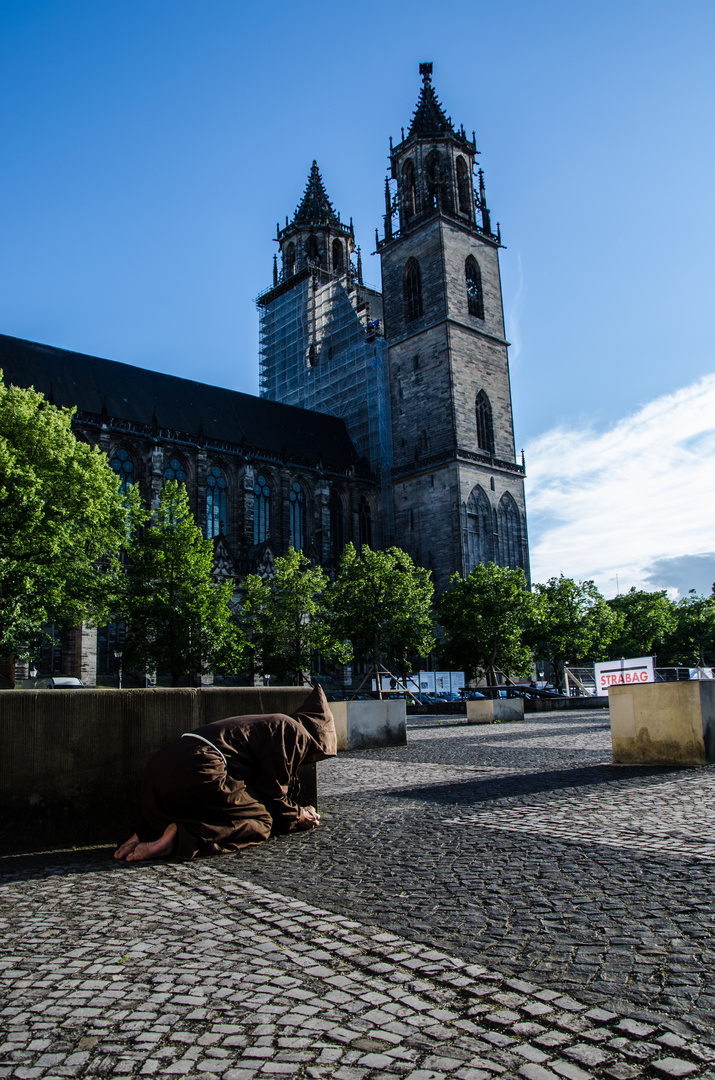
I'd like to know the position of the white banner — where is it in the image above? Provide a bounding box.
[593,656,654,696]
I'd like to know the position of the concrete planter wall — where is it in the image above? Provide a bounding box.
[610,681,715,765]
[0,687,315,854]
[466,697,525,724]
[330,699,407,751]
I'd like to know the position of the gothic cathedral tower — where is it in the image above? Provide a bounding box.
[378,64,529,591]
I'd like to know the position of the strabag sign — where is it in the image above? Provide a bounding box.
[594,656,654,696]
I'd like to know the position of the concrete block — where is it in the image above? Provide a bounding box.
[609,681,715,765]
[330,700,407,751]
[466,697,525,724]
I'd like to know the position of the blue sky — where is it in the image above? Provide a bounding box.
[2,0,714,595]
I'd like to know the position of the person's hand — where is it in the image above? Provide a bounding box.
[296,805,320,830]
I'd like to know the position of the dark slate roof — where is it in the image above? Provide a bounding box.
[0,334,361,469]
[409,69,454,137]
[291,161,341,228]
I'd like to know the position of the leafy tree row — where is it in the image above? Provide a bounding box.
[4,374,715,687]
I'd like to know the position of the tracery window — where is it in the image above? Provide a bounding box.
[426,150,451,211]
[332,238,344,273]
[285,241,295,277]
[475,390,494,454]
[253,474,270,544]
[359,494,372,550]
[110,448,134,494]
[497,493,522,570]
[466,255,484,319]
[403,258,423,322]
[456,156,471,215]
[305,234,320,264]
[329,488,344,560]
[466,485,493,573]
[164,457,186,484]
[289,482,304,550]
[206,465,227,539]
[402,159,416,218]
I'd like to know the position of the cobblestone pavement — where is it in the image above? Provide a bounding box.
[2,710,715,1080]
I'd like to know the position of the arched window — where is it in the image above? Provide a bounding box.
[289,482,304,550]
[329,489,344,560]
[305,234,320,264]
[254,474,270,544]
[456,156,471,215]
[164,457,186,484]
[285,242,295,277]
[426,150,451,211]
[206,465,227,539]
[475,390,494,454]
[359,494,372,550]
[110,448,134,494]
[332,238,344,273]
[466,255,484,319]
[308,343,317,368]
[402,159,416,218]
[403,258,423,322]
[498,493,522,570]
[466,486,493,573]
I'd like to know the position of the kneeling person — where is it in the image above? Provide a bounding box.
[114,685,335,862]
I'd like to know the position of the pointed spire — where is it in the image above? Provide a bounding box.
[384,178,393,241]
[291,160,341,227]
[356,246,363,285]
[478,168,492,235]
[409,62,454,137]
[273,254,278,286]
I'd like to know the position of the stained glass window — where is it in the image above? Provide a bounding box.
[475,390,494,453]
[498,494,522,570]
[254,474,270,544]
[206,465,227,538]
[466,255,484,319]
[164,457,186,483]
[110,448,134,494]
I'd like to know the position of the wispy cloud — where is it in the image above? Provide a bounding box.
[525,375,715,597]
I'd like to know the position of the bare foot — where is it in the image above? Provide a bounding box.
[114,833,140,860]
[125,823,178,862]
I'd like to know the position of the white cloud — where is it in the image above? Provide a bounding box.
[524,374,715,598]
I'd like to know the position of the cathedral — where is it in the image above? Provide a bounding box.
[1,64,529,685]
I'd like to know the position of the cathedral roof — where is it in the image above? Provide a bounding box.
[408,64,454,137]
[0,334,361,471]
[291,161,341,228]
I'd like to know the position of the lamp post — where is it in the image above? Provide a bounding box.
[114,649,123,690]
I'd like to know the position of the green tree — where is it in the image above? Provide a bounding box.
[530,575,618,688]
[120,481,244,685]
[329,543,435,692]
[607,587,677,659]
[241,548,351,686]
[0,372,127,655]
[437,562,536,685]
[664,591,715,667]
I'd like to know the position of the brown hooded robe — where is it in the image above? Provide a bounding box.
[135,685,337,860]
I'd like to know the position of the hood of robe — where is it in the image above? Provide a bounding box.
[290,684,337,760]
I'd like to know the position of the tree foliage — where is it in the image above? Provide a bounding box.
[438,562,535,684]
[241,548,351,686]
[607,587,677,659]
[530,574,618,686]
[328,543,435,682]
[664,591,715,667]
[119,482,244,685]
[0,373,127,655]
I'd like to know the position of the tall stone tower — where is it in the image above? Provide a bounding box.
[378,64,529,591]
[258,162,394,547]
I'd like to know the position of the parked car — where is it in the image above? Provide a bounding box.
[22,676,85,689]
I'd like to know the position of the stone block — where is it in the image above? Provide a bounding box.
[331,700,407,751]
[466,697,524,724]
[609,681,715,765]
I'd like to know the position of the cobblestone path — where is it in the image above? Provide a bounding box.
[2,709,715,1080]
